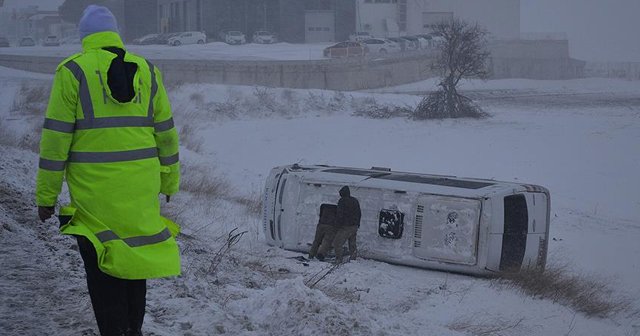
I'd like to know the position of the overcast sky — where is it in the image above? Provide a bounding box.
[2,0,639,62]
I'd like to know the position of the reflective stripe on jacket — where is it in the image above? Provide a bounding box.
[35,31,181,280]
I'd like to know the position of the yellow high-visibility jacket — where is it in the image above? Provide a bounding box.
[35,31,181,280]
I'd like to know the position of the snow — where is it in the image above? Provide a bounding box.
[1,65,639,336]
[369,77,640,95]
[0,42,334,61]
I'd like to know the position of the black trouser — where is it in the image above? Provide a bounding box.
[76,236,146,336]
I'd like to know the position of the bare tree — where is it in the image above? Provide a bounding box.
[415,19,490,119]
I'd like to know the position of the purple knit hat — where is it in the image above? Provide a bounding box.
[78,5,119,39]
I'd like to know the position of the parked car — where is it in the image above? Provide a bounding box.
[361,38,401,54]
[349,31,372,42]
[0,36,10,47]
[399,36,420,50]
[417,34,444,48]
[133,33,161,45]
[430,35,445,48]
[412,35,431,49]
[60,35,81,45]
[167,31,206,46]
[222,31,246,45]
[388,37,408,51]
[323,41,368,58]
[18,37,36,47]
[252,30,275,44]
[43,35,60,47]
[157,32,180,45]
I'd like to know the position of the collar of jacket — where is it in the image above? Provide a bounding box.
[82,31,125,51]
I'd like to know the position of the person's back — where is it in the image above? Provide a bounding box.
[333,186,361,263]
[36,5,180,336]
[336,194,361,227]
[309,204,338,260]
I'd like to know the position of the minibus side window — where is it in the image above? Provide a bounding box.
[378,209,404,239]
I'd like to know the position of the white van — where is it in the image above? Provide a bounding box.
[263,164,550,275]
[167,31,206,46]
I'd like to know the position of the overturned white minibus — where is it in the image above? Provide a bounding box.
[263,164,550,275]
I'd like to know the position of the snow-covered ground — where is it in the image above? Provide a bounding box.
[1,66,639,335]
[0,42,333,61]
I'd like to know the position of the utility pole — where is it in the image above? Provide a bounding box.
[263,0,267,30]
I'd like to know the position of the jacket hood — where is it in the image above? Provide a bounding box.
[339,186,350,197]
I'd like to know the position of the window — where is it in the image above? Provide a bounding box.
[378,209,404,239]
[500,195,529,271]
[319,204,337,225]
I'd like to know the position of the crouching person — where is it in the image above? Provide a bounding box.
[308,204,338,261]
[332,186,361,264]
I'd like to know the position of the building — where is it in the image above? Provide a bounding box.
[103,0,158,42]
[157,0,356,43]
[0,5,75,43]
[356,0,520,40]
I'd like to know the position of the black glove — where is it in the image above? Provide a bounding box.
[38,206,55,222]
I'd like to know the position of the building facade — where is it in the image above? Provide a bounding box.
[356,0,520,40]
[103,0,158,42]
[157,0,356,43]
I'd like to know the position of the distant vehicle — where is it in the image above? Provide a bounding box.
[361,38,401,54]
[252,30,276,44]
[323,41,368,58]
[133,33,161,45]
[263,164,551,276]
[349,31,373,42]
[43,35,60,47]
[399,36,419,50]
[18,37,36,47]
[412,35,431,49]
[430,35,445,48]
[416,34,444,48]
[167,31,206,46]
[60,36,81,45]
[388,37,408,52]
[222,31,246,45]
[0,36,10,47]
[157,32,180,45]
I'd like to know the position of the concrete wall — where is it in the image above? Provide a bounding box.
[586,62,640,80]
[489,40,584,79]
[0,52,438,91]
[0,39,583,88]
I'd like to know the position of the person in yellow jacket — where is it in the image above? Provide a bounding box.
[35,5,180,336]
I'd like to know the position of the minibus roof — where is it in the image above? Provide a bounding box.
[284,164,534,198]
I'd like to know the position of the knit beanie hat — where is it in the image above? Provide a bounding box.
[78,5,119,39]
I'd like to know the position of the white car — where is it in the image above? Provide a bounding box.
[252,31,276,44]
[361,38,401,54]
[223,31,246,45]
[349,31,372,42]
[167,31,206,46]
[43,35,60,47]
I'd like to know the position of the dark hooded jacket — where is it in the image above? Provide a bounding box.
[336,186,361,227]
